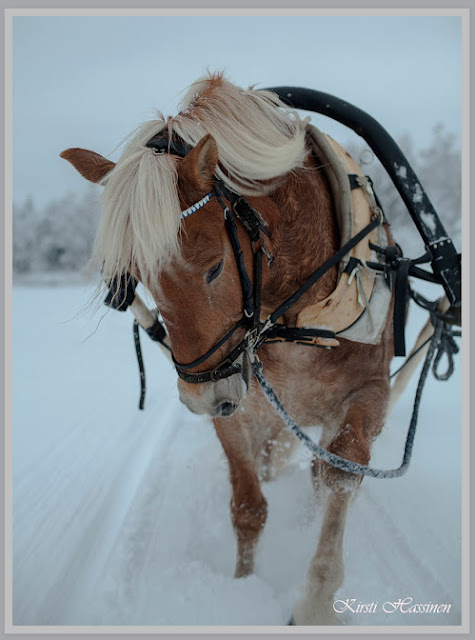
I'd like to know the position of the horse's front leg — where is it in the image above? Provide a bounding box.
[294,382,388,625]
[214,414,268,578]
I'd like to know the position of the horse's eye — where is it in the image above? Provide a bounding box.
[206,260,223,284]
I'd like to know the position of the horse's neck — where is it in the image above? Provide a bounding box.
[262,159,340,322]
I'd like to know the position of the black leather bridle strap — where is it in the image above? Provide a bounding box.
[172,318,245,371]
[253,240,263,322]
[223,208,255,319]
[174,332,250,384]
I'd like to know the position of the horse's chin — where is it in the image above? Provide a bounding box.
[177,353,249,419]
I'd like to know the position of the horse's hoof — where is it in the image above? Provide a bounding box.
[288,615,296,625]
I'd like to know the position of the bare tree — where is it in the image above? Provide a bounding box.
[13,185,101,278]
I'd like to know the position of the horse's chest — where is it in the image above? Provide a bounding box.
[252,345,352,428]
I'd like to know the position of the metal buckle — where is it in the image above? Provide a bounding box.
[245,326,259,350]
[243,317,274,353]
[260,317,274,335]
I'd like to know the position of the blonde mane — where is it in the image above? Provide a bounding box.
[92,73,309,287]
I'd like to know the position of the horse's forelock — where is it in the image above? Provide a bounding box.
[174,74,309,195]
[89,73,309,289]
[89,119,184,287]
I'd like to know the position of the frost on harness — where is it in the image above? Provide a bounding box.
[60,73,461,626]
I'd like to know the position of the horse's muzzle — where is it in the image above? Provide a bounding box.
[177,353,249,418]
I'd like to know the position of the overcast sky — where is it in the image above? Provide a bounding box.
[12,13,462,208]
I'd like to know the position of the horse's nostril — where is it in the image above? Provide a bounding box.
[217,401,237,417]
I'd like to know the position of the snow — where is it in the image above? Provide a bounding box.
[412,183,424,204]
[12,282,463,628]
[394,163,408,180]
[419,210,439,237]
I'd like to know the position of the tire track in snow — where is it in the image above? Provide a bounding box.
[63,398,193,624]
[13,395,183,624]
[83,403,220,624]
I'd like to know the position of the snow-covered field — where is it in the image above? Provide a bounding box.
[11,281,463,628]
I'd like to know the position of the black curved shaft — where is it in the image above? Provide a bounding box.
[266,86,461,307]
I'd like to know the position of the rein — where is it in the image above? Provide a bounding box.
[253,295,460,479]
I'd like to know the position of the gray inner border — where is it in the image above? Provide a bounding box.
[2,1,472,639]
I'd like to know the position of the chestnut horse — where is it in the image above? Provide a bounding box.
[61,74,395,625]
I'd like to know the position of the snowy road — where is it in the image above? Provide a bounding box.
[12,284,462,627]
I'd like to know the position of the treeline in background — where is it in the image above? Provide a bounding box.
[13,125,461,282]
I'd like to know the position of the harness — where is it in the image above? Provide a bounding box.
[107,131,386,385]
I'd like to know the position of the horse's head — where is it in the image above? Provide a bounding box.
[61,133,280,418]
[61,74,308,418]
[148,134,258,418]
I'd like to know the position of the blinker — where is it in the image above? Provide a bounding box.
[145,136,190,158]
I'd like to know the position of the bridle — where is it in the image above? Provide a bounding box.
[148,136,277,384]
[107,134,383,385]
[173,185,270,384]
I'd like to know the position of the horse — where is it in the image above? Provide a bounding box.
[60,73,396,626]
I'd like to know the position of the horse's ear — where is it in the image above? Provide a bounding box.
[60,148,116,184]
[178,134,218,191]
